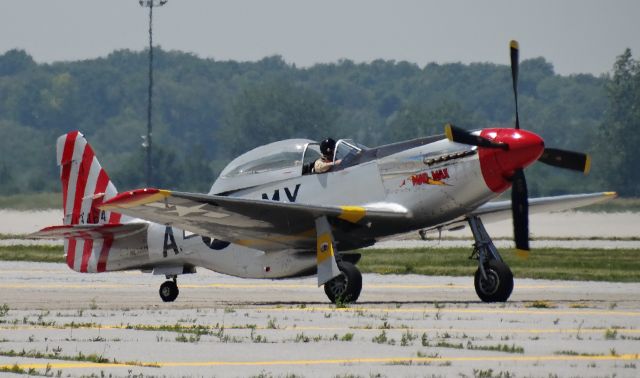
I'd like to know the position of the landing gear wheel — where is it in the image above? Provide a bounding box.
[324,261,362,304]
[159,280,179,302]
[474,260,513,302]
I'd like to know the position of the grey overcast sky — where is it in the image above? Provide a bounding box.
[1,1,639,76]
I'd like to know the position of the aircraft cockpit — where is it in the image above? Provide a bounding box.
[333,139,364,167]
[209,138,366,194]
[300,139,365,175]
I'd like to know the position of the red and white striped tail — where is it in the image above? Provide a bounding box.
[57,131,127,272]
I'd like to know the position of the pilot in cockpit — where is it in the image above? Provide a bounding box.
[314,138,341,173]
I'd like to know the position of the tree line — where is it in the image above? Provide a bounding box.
[0,48,637,196]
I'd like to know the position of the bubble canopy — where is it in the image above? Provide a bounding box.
[210,139,319,194]
[221,139,314,178]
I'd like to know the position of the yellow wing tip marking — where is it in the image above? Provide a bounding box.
[444,123,454,141]
[603,191,617,197]
[583,155,591,175]
[338,206,366,223]
[516,249,530,259]
[510,40,519,50]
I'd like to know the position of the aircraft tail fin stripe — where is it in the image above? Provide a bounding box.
[56,131,123,226]
[55,131,131,272]
[109,212,122,224]
[59,131,79,216]
[88,169,110,224]
[65,238,77,270]
[80,239,94,273]
[62,135,87,223]
[96,236,114,273]
[73,239,84,271]
[34,223,146,273]
[71,142,96,225]
[106,182,123,224]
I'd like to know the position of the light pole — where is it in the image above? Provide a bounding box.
[139,0,167,187]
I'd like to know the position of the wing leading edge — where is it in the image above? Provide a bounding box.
[99,188,410,251]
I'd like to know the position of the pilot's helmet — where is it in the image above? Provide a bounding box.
[320,138,336,157]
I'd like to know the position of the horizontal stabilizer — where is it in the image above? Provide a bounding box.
[30,223,148,240]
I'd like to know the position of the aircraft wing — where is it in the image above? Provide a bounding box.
[99,188,410,251]
[422,192,617,234]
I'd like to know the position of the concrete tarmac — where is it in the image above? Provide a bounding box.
[0,261,639,377]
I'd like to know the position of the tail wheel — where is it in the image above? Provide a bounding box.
[474,260,513,302]
[324,261,362,304]
[159,280,179,302]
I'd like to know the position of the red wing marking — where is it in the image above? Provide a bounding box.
[100,188,170,211]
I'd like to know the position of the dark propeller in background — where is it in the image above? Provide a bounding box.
[445,40,591,256]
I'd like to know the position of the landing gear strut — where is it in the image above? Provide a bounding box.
[468,216,513,302]
[324,261,362,304]
[159,276,179,302]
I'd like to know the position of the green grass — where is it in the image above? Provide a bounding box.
[0,364,40,376]
[0,349,158,367]
[466,342,524,354]
[0,193,60,210]
[357,247,640,282]
[1,244,640,282]
[0,234,29,240]
[0,246,64,263]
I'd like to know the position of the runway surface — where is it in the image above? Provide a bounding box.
[1,261,639,377]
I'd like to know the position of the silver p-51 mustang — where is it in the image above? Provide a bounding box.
[33,41,615,303]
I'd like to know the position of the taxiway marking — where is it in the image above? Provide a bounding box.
[2,354,639,370]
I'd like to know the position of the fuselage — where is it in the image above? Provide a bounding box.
[91,137,498,278]
[70,128,545,280]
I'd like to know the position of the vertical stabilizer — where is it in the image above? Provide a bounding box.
[56,131,129,272]
[57,131,122,226]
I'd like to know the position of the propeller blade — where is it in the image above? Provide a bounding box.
[510,40,520,130]
[444,124,508,150]
[539,148,591,175]
[511,169,530,258]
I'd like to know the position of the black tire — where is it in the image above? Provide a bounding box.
[324,261,362,304]
[474,259,513,302]
[159,280,179,302]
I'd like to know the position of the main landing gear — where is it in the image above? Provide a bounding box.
[324,260,362,304]
[159,276,179,302]
[468,216,514,302]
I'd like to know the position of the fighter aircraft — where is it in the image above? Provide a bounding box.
[32,41,615,303]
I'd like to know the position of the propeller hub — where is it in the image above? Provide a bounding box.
[478,128,544,192]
